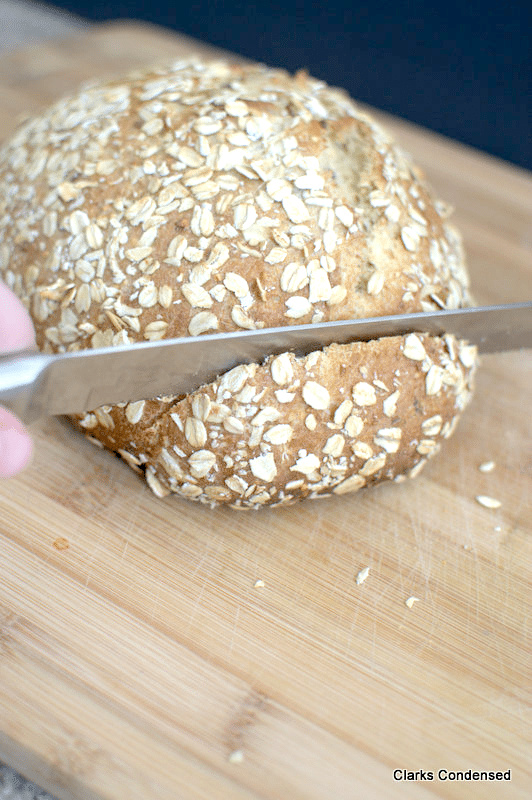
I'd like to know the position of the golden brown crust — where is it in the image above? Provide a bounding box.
[69,334,476,509]
[0,58,477,508]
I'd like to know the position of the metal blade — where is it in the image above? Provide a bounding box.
[1,301,530,424]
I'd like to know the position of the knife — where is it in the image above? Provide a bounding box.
[1,301,531,425]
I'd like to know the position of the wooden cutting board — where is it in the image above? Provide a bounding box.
[0,22,531,800]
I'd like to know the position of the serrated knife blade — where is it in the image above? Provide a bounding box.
[1,301,530,425]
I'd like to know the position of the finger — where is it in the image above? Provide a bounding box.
[0,281,36,351]
[0,407,34,479]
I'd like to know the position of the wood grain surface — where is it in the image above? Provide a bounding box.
[0,22,531,800]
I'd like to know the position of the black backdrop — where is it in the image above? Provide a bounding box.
[47,0,531,171]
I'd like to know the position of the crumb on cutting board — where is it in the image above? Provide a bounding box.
[52,537,69,551]
[355,566,370,585]
[478,460,496,473]
[475,495,502,509]
[405,596,420,609]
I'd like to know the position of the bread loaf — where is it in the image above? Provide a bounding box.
[0,58,477,508]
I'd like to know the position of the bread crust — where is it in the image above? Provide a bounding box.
[0,58,477,507]
[70,334,476,508]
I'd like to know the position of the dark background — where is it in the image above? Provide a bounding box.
[48,0,531,171]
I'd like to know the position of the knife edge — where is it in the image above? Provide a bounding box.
[1,302,531,424]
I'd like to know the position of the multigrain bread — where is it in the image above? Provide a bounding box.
[0,58,477,508]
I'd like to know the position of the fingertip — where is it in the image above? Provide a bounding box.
[0,408,34,478]
[0,426,34,478]
[0,280,36,351]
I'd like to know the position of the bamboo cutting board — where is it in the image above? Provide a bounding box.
[0,22,531,800]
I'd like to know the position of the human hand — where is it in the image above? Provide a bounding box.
[0,281,36,478]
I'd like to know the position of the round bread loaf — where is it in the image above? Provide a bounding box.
[0,58,477,508]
